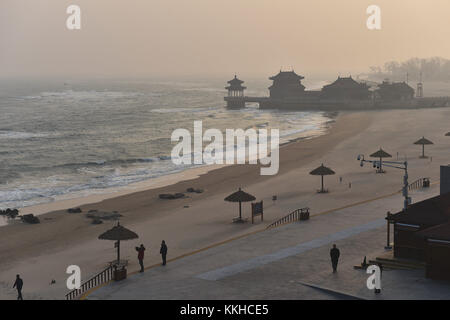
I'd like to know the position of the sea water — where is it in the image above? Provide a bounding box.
[0,77,333,215]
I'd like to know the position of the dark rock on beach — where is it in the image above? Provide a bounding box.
[159,193,185,199]
[21,214,40,224]
[0,208,19,219]
[67,207,82,214]
[186,188,204,194]
[86,211,122,221]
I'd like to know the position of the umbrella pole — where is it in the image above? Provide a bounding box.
[422,144,425,158]
[239,201,242,220]
[380,157,382,173]
[321,175,324,192]
[117,240,120,265]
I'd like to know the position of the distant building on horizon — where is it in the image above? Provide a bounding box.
[268,70,306,99]
[321,76,371,100]
[375,80,415,101]
[225,75,246,108]
[223,70,445,110]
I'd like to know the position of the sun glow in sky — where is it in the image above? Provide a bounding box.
[2,0,450,78]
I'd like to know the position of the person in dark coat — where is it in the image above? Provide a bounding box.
[135,244,146,272]
[13,274,23,300]
[330,244,340,273]
[160,240,168,266]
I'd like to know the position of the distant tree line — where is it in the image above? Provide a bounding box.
[367,57,450,82]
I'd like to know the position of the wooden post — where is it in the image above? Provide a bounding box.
[385,212,392,250]
[239,201,242,220]
[251,202,254,224]
[261,201,263,222]
[117,240,121,265]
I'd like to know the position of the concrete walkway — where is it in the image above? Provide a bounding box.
[88,185,450,300]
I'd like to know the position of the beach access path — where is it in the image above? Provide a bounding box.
[88,183,450,300]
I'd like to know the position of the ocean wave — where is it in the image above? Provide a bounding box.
[0,130,51,139]
[280,125,318,138]
[20,90,144,101]
[150,106,218,113]
[56,157,166,169]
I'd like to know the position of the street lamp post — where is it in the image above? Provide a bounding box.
[357,154,411,211]
[357,154,411,251]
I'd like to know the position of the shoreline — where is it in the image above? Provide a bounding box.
[4,116,334,221]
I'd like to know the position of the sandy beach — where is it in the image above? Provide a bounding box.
[1,107,450,300]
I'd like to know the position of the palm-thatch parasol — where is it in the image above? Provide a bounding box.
[224,188,256,222]
[414,137,434,158]
[310,164,335,193]
[99,222,138,265]
[370,148,392,173]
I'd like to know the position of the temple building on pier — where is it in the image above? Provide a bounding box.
[222,69,449,110]
[321,76,371,100]
[375,80,415,101]
[268,71,306,99]
[225,75,246,108]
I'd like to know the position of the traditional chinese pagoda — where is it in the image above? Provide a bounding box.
[375,80,415,101]
[321,76,371,100]
[225,75,247,108]
[268,70,306,99]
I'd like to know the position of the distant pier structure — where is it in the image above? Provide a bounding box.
[225,75,246,109]
[224,70,450,110]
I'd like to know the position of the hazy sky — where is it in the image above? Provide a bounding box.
[2,0,450,79]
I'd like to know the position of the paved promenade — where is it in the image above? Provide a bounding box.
[88,185,450,300]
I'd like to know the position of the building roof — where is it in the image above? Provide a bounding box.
[269,71,304,81]
[377,81,414,93]
[389,193,450,227]
[228,75,244,85]
[226,75,246,90]
[322,76,369,90]
[417,222,450,241]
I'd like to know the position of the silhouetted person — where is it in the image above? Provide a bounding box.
[13,274,23,300]
[135,244,146,272]
[330,244,340,273]
[160,240,168,266]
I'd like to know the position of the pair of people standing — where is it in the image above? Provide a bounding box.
[136,240,168,273]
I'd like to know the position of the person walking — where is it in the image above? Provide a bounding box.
[135,244,146,272]
[330,244,340,273]
[160,240,168,266]
[13,274,23,300]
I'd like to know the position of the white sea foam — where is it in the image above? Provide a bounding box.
[0,130,51,139]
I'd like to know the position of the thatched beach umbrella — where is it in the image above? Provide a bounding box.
[310,164,335,193]
[370,148,392,173]
[224,188,256,222]
[414,137,434,158]
[99,222,138,265]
